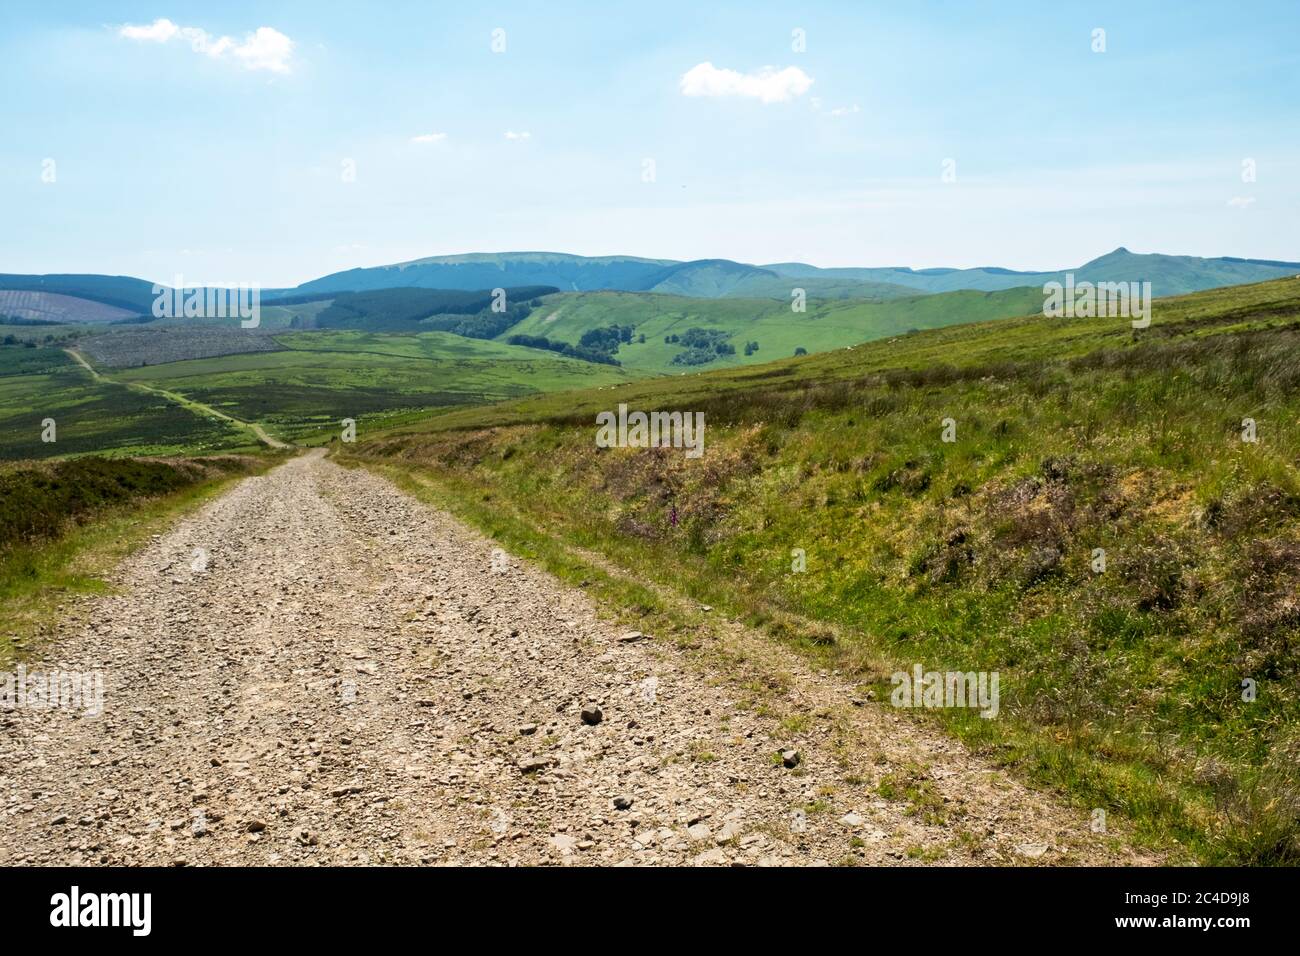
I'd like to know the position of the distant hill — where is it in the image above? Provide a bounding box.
[295,248,1300,300]
[645,259,915,300]
[762,247,1300,296]
[294,252,919,301]
[0,274,158,314]
[4,249,1296,323]
[295,252,678,295]
[1064,248,1300,296]
[0,290,137,324]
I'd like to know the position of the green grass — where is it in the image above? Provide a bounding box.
[2,326,633,458]
[104,330,629,445]
[0,346,254,460]
[345,276,1300,865]
[236,299,330,329]
[0,454,265,548]
[376,277,1299,434]
[502,286,1046,375]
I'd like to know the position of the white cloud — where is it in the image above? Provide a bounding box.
[1227,196,1256,208]
[120,18,180,42]
[679,62,813,104]
[118,19,294,73]
[411,132,447,144]
[829,104,861,117]
[230,27,294,73]
[504,130,531,141]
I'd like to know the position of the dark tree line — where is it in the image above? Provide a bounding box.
[506,333,621,366]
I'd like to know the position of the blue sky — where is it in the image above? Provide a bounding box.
[1,1,1296,286]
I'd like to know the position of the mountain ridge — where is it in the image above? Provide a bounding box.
[3,248,1297,320]
[289,247,1300,300]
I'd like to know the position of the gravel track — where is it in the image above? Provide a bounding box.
[0,451,1155,866]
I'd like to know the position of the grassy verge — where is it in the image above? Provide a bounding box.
[346,278,1300,865]
[0,454,281,665]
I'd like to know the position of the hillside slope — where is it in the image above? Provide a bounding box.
[351,277,1300,864]
[0,274,159,314]
[503,286,1045,375]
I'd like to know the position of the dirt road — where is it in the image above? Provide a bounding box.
[0,452,1152,865]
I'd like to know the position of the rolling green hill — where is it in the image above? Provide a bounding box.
[503,286,1046,375]
[348,276,1300,864]
[0,280,1038,460]
[155,284,1043,367]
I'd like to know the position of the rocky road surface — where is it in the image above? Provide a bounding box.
[0,451,1153,866]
